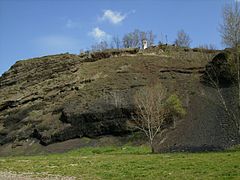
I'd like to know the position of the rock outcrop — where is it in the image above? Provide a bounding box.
[0,46,239,155]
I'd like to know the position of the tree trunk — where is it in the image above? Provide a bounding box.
[150,140,155,153]
[151,146,155,153]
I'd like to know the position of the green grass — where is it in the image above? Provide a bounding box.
[0,146,239,179]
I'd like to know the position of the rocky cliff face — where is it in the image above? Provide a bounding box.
[0,46,239,155]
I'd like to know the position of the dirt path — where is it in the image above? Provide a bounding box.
[0,172,76,180]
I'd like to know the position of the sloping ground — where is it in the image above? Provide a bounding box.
[155,86,238,152]
[0,46,239,155]
[155,49,240,152]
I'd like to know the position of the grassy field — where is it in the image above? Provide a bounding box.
[0,146,239,179]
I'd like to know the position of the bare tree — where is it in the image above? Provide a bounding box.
[122,31,138,48]
[220,2,240,116]
[220,1,240,48]
[174,30,191,48]
[158,33,169,45]
[122,29,156,48]
[111,36,121,49]
[165,35,168,45]
[132,84,185,153]
[122,34,133,48]
[147,30,156,46]
[91,41,108,52]
[132,29,140,48]
[139,31,147,48]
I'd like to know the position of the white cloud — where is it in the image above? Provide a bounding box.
[35,35,80,53]
[101,10,126,24]
[65,19,81,29]
[89,27,111,41]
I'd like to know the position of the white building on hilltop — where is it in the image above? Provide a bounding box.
[142,40,148,49]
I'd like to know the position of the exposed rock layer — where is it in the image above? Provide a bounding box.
[0,46,239,155]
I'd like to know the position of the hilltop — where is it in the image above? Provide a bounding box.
[0,45,239,156]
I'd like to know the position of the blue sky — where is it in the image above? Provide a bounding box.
[0,0,238,75]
